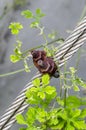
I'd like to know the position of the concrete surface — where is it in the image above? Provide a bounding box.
[0,0,86,129]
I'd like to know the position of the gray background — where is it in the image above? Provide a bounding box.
[0,0,86,129]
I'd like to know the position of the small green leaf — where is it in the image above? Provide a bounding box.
[9,22,23,35]
[70,67,76,74]
[45,86,56,94]
[42,74,50,85]
[48,31,57,40]
[36,8,41,15]
[58,110,67,120]
[14,47,21,55]
[51,120,65,129]
[26,107,36,118]
[25,89,31,98]
[21,10,33,18]
[50,118,59,125]
[25,88,40,104]
[72,109,81,118]
[30,87,38,92]
[26,89,36,102]
[27,96,39,105]
[75,77,86,88]
[36,8,45,17]
[73,85,80,91]
[19,128,26,130]
[16,114,26,125]
[73,120,86,129]
[79,108,86,118]
[82,82,86,88]
[26,107,36,124]
[66,123,75,130]
[10,55,21,63]
[37,92,45,99]
[56,97,64,106]
[36,108,47,123]
[56,38,64,44]
[66,96,81,108]
[32,78,40,87]
[30,21,39,28]
[48,110,59,125]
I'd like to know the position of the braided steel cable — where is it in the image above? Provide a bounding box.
[0,16,86,130]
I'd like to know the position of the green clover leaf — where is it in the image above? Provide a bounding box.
[9,22,23,35]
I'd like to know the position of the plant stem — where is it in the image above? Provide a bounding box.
[42,33,48,47]
[22,38,64,57]
[80,2,86,20]
[0,65,33,77]
[64,86,67,108]
[60,74,63,98]
[75,48,81,71]
[0,68,25,77]
[63,62,67,108]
